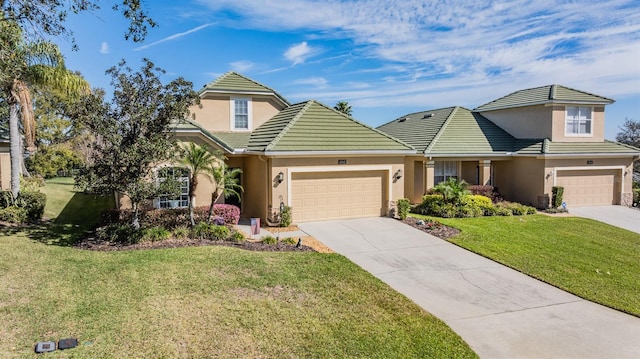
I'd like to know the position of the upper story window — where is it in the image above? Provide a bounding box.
[435,161,458,185]
[565,106,592,136]
[231,97,251,130]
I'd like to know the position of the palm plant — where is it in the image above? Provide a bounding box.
[206,163,243,223]
[1,19,89,197]
[177,142,224,226]
[333,101,353,116]
[433,178,470,204]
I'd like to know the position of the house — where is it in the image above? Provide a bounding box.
[170,72,413,223]
[377,85,640,208]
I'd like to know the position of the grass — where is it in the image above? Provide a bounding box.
[411,213,640,317]
[0,179,476,358]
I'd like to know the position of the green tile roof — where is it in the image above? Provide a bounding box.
[200,72,290,105]
[475,84,614,112]
[377,107,516,155]
[171,119,248,153]
[247,100,414,152]
[515,139,640,155]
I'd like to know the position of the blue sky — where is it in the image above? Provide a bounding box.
[57,0,640,140]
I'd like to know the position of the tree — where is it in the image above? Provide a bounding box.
[616,118,640,179]
[0,19,89,198]
[1,1,155,45]
[334,101,352,117]
[75,58,199,228]
[433,178,470,204]
[178,142,224,226]
[206,163,243,223]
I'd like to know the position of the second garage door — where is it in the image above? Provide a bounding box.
[291,171,386,223]
[556,169,619,207]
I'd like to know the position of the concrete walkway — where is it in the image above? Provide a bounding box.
[569,205,640,234]
[300,217,640,359]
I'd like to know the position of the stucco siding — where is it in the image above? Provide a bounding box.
[481,106,553,139]
[494,158,545,206]
[0,151,10,190]
[551,106,605,142]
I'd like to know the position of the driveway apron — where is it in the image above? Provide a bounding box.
[300,217,640,359]
[569,205,640,234]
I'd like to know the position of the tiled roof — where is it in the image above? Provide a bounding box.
[475,84,614,112]
[377,107,516,155]
[247,100,414,152]
[515,139,640,155]
[200,72,290,105]
[171,119,247,153]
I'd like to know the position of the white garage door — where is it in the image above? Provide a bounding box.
[291,171,386,223]
[556,170,618,207]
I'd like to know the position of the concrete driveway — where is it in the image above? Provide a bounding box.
[299,217,640,359]
[569,205,640,234]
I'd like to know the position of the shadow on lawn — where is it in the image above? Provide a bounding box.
[0,192,109,246]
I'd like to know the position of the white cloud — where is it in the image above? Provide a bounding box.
[284,41,317,65]
[134,23,214,51]
[292,77,328,88]
[100,42,109,54]
[229,60,255,73]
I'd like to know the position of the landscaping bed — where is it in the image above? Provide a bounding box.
[401,216,460,239]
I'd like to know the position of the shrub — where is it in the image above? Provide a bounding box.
[281,237,297,245]
[280,205,292,227]
[432,178,470,204]
[633,188,639,206]
[552,186,564,208]
[467,185,495,200]
[495,206,513,216]
[230,230,245,243]
[95,224,141,244]
[412,194,444,215]
[210,225,231,240]
[0,206,28,223]
[101,204,241,229]
[210,204,241,226]
[141,226,171,242]
[397,198,411,220]
[212,216,225,226]
[460,195,492,217]
[261,235,278,245]
[0,190,15,208]
[172,226,190,240]
[17,191,47,222]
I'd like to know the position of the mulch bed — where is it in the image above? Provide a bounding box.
[75,237,316,252]
[401,217,460,240]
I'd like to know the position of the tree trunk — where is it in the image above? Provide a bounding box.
[189,195,195,227]
[9,101,21,198]
[132,202,140,230]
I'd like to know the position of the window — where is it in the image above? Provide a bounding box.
[231,97,251,130]
[435,161,458,184]
[565,106,592,135]
[156,167,190,209]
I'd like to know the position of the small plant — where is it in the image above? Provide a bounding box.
[172,226,190,240]
[261,235,278,245]
[210,225,231,240]
[397,198,411,220]
[280,205,292,227]
[281,237,297,245]
[141,226,171,242]
[230,230,245,243]
[0,206,28,223]
[95,224,141,244]
[16,191,47,222]
[552,186,564,208]
[191,222,212,239]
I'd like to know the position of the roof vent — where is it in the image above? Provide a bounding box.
[423,113,434,118]
[399,117,410,122]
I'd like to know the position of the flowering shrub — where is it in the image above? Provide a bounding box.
[102,204,241,229]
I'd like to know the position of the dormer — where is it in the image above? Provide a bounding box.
[189,72,290,132]
[475,85,614,142]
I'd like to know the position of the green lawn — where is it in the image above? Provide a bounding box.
[412,214,640,317]
[0,180,476,358]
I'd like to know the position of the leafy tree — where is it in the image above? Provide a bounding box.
[206,163,243,223]
[616,118,640,179]
[334,101,352,116]
[433,178,470,204]
[75,59,199,228]
[26,142,82,178]
[0,19,88,198]
[1,1,155,45]
[177,142,225,226]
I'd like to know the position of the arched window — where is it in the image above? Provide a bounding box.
[155,167,190,209]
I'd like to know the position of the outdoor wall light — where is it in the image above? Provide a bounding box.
[276,171,284,184]
[394,169,403,180]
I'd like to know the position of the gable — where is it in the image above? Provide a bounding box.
[200,72,290,106]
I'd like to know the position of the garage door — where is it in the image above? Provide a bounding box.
[556,170,618,207]
[291,171,386,222]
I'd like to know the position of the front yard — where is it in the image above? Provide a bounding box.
[0,180,476,358]
[411,213,640,317]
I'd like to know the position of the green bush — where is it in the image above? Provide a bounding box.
[0,190,15,208]
[261,235,278,245]
[280,205,292,227]
[412,194,444,215]
[633,188,639,206]
[141,226,171,242]
[172,226,190,240]
[396,198,411,220]
[230,230,245,243]
[552,186,564,208]
[191,222,211,239]
[17,191,47,222]
[95,224,141,244]
[281,237,297,245]
[210,225,231,240]
[495,206,513,216]
[0,206,28,223]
